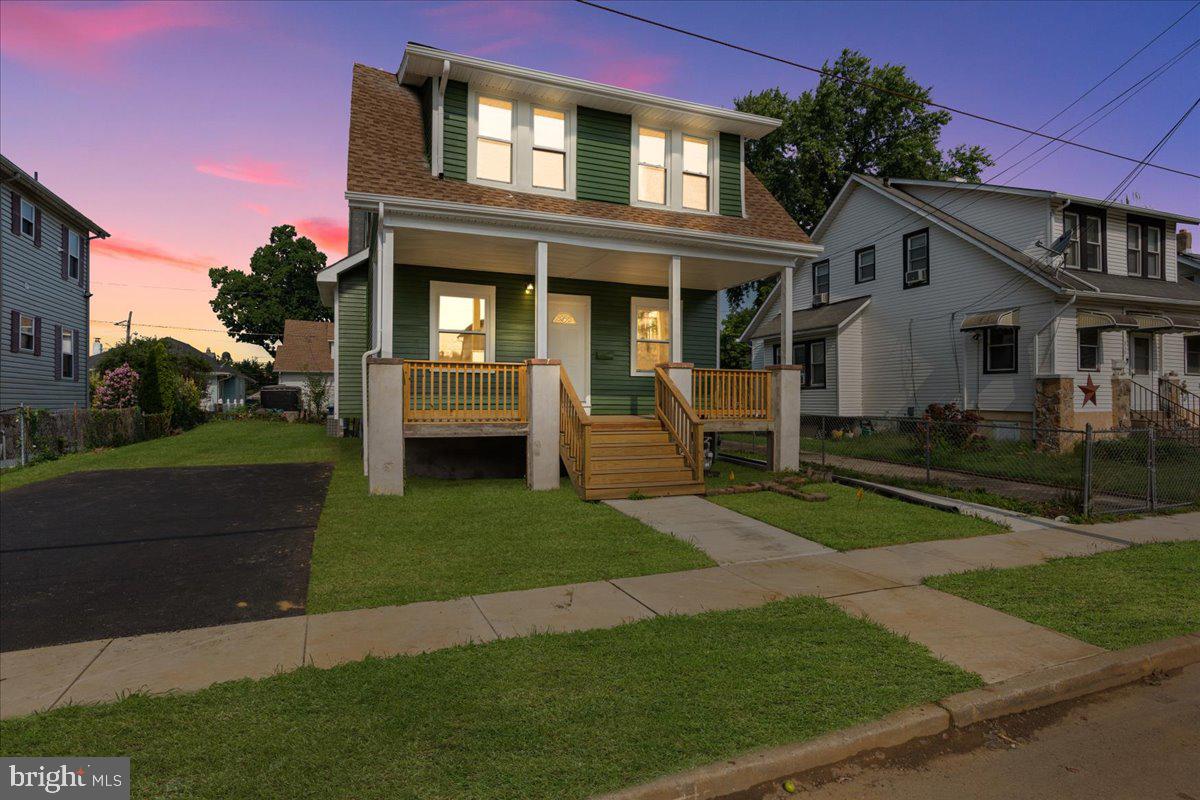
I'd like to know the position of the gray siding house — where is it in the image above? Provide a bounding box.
[741,174,1200,433]
[1,155,108,411]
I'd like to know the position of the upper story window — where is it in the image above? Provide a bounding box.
[636,127,667,205]
[903,229,929,288]
[1126,217,1164,278]
[812,259,830,297]
[532,107,566,191]
[681,135,709,211]
[1063,210,1104,271]
[475,96,513,184]
[67,230,81,280]
[855,246,875,283]
[1127,223,1141,275]
[1146,226,1161,278]
[18,313,35,352]
[632,125,716,213]
[19,198,35,238]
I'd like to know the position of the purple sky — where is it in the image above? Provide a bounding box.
[2,0,1196,359]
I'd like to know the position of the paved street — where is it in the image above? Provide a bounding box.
[787,664,1200,800]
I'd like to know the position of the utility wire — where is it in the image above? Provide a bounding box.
[574,0,1200,179]
[1102,95,1200,206]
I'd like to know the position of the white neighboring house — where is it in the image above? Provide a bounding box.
[273,319,334,411]
[740,175,1200,433]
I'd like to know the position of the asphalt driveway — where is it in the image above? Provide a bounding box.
[0,463,333,652]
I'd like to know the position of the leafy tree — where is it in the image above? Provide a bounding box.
[93,337,210,384]
[139,340,176,417]
[719,306,757,370]
[209,225,330,356]
[235,358,276,391]
[726,49,993,309]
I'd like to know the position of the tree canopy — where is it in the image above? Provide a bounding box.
[727,49,992,309]
[209,225,330,356]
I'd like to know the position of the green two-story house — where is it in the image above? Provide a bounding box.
[319,44,819,497]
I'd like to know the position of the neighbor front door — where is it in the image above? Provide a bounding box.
[547,293,591,408]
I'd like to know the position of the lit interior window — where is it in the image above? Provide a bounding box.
[637,128,667,205]
[437,295,488,362]
[476,97,513,183]
[532,107,566,190]
[681,135,709,211]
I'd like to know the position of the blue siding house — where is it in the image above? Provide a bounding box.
[1,154,108,411]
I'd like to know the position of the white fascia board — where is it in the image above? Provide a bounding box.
[1050,193,1199,224]
[400,43,780,139]
[316,247,370,307]
[348,191,822,266]
[836,297,872,331]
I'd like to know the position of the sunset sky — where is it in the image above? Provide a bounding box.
[2,0,1196,362]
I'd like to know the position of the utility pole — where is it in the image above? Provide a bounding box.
[114,311,132,344]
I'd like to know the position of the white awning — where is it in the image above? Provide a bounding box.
[1130,313,1173,332]
[1076,310,1140,330]
[960,308,1019,331]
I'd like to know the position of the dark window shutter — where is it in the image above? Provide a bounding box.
[79,235,88,287]
[9,309,18,352]
[9,192,19,235]
[33,317,42,356]
[73,329,81,381]
[53,324,62,378]
[61,224,69,279]
[33,207,42,247]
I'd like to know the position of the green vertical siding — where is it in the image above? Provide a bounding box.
[392,265,716,415]
[576,106,631,204]
[337,265,370,418]
[719,132,742,217]
[442,80,468,181]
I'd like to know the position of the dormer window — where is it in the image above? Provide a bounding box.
[631,125,717,213]
[475,96,513,184]
[532,107,566,190]
[636,127,667,205]
[1146,226,1161,278]
[681,135,709,211]
[467,91,573,196]
[1063,209,1104,271]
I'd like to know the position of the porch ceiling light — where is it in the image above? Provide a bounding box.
[525,283,534,294]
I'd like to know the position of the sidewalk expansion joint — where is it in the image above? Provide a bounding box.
[51,638,113,710]
[470,595,501,640]
[606,580,662,618]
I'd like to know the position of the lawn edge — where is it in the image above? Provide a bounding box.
[591,632,1200,800]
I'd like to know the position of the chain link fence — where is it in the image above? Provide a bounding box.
[713,414,1199,518]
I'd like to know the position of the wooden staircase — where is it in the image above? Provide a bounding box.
[559,369,706,500]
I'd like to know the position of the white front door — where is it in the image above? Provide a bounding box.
[547,293,591,408]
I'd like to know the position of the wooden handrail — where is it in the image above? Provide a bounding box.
[653,367,704,482]
[692,368,771,420]
[402,360,526,424]
[559,366,592,489]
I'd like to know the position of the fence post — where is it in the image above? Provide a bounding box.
[1147,426,1158,512]
[18,403,26,467]
[1081,423,1093,518]
[820,415,827,468]
[924,420,932,484]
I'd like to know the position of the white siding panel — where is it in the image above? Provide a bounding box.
[904,186,1049,257]
[837,313,864,415]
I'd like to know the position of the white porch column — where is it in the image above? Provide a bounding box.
[535,241,549,359]
[669,255,682,363]
[780,262,794,365]
[378,226,395,358]
[367,357,405,494]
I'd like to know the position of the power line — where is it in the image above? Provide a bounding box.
[93,281,212,293]
[91,319,284,337]
[574,0,1200,180]
[1102,95,1200,206]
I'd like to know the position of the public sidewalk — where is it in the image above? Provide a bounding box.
[3,506,1197,719]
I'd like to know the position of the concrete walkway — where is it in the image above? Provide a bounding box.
[3,508,1197,720]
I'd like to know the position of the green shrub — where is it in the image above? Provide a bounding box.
[138,341,177,418]
[143,411,173,440]
[173,377,206,430]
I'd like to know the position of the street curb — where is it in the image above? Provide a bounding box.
[590,633,1200,800]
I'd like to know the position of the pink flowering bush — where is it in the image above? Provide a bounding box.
[94,363,140,409]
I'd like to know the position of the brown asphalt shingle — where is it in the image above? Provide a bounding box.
[274,320,334,373]
[347,64,810,245]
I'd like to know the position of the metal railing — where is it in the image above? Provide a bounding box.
[692,368,772,421]
[401,360,526,424]
[1130,379,1200,447]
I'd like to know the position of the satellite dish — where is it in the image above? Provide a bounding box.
[1045,228,1075,256]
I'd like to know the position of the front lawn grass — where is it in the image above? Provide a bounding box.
[709,482,1003,550]
[0,598,981,800]
[927,542,1200,650]
[309,438,712,613]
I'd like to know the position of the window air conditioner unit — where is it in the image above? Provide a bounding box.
[811,292,829,307]
[906,268,927,285]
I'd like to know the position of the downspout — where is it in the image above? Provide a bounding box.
[360,202,385,476]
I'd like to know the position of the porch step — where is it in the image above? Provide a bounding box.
[590,430,673,444]
[589,467,695,486]
[591,441,679,456]
[590,454,685,470]
[561,413,705,501]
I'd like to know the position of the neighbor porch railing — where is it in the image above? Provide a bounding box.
[559,366,592,488]
[692,368,772,420]
[654,366,704,482]
[402,360,527,423]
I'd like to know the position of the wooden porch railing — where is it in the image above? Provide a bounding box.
[692,368,772,420]
[654,366,704,482]
[559,366,592,488]
[402,360,526,423]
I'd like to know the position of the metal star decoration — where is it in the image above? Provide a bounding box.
[1078,375,1099,406]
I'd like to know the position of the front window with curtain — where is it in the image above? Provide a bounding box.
[681,135,709,210]
[476,96,513,183]
[631,298,669,375]
[532,107,566,190]
[436,295,488,362]
[637,127,667,205]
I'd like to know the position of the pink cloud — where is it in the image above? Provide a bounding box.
[94,237,213,272]
[296,217,348,256]
[0,1,220,75]
[243,202,272,216]
[196,159,297,187]
[584,54,677,92]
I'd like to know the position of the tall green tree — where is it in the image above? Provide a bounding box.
[209,225,330,356]
[726,49,992,309]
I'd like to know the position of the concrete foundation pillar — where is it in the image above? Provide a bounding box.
[1111,370,1132,429]
[660,362,694,404]
[525,359,562,491]
[768,364,803,471]
[366,357,405,495]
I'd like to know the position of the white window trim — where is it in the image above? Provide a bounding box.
[466,87,576,199]
[1146,226,1161,278]
[1126,222,1142,276]
[1128,331,1154,375]
[428,280,497,363]
[1063,211,1080,267]
[630,295,670,377]
[18,198,35,239]
[629,122,719,215]
[17,313,35,352]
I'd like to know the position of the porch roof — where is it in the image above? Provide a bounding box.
[347,64,813,248]
[1076,309,1140,330]
[742,295,870,341]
